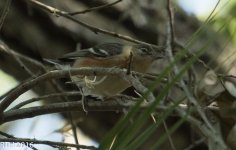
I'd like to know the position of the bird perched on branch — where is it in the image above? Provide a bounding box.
[49,43,164,98]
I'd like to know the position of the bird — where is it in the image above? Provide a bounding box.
[53,43,164,98]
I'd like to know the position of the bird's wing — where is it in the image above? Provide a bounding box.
[60,43,125,61]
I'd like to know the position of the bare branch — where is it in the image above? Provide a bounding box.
[125,75,155,102]
[27,0,164,50]
[0,0,12,30]
[2,99,142,123]
[1,96,219,124]
[166,0,216,134]
[183,138,206,150]
[176,108,228,149]
[0,131,38,150]
[10,91,82,110]
[0,40,82,146]
[3,101,83,123]
[0,40,46,71]
[68,0,122,15]
[0,68,156,112]
[0,137,96,150]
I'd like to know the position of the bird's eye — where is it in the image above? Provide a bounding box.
[139,47,152,56]
[140,47,149,53]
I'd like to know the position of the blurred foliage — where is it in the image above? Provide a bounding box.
[210,0,236,43]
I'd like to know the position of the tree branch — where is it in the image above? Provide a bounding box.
[0,67,157,112]
[168,0,216,133]
[68,0,122,15]
[27,0,164,50]
[0,0,12,30]
[0,137,96,150]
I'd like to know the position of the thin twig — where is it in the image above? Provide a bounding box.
[68,0,122,15]
[0,68,121,112]
[176,108,228,149]
[165,0,216,133]
[0,137,96,150]
[0,0,12,30]
[163,121,176,150]
[28,0,165,50]
[183,138,206,150]
[2,12,38,79]
[127,51,133,75]
[8,48,36,76]
[0,40,69,104]
[0,39,42,77]
[0,131,38,150]
[1,97,219,124]
[10,92,81,110]
[0,68,155,112]
[126,74,155,102]
[0,131,14,138]
[79,88,87,113]
[3,100,134,123]
[0,40,46,71]
[1,29,81,149]
[3,101,83,123]
[174,42,211,70]
[68,113,80,150]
